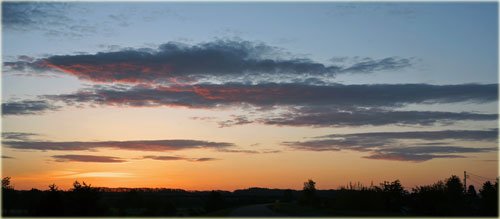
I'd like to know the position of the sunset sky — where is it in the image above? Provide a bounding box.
[1,2,498,191]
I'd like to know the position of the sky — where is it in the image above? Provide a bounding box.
[1,2,498,191]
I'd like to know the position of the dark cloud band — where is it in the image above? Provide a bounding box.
[2,100,60,116]
[258,108,497,127]
[283,129,498,162]
[52,154,126,163]
[47,83,498,108]
[3,138,234,152]
[4,40,413,84]
[142,155,218,162]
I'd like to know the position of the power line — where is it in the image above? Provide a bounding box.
[468,172,497,181]
[468,176,488,184]
[467,177,484,186]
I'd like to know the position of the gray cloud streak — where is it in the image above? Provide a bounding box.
[46,83,498,109]
[3,139,234,152]
[52,154,126,163]
[2,100,60,116]
[258,108,497,127]
[2,132,40,141]
[143,155,218,162]
[283,129,498,162]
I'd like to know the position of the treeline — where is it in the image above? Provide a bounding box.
[1,175,498,217]
[298,176,498,216]
[2,177,287,217]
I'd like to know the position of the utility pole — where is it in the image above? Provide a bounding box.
[464,171,467,192]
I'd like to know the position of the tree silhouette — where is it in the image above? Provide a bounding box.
[68,180,104,216]
[411,180,446,215]
[444,175,465,215]
[479,180,498,216]
[2,177,13,190]
[466,185,477,197]
[2,177,16,216]
[464,185,479,215]
[37,183,65,216]
[300,179,317,206]
[381,180,406,212]
[48,183,58,192]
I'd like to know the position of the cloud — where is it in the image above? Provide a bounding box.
[2,2,71,30]
[261,150,282,154]
[142,155,185,161]
[376,145,496,154]
[258,108,497,127]
[363,153,466,162]
[2,132,40,141]
[318,129,499,141]
[216,148,281,154]
[194,157,218,162]
[190,116,217,121]
[142,155,218,162]
[4,40,413,84]
[217,149,261,154]
[47,83,497,109]
[2,100,60,116]
[2,2,101,38]
[54,171,134,178]
[340,57,412,74]
[218,115,253,128]
[6,82,497,129]
[285,129,498,151]
[3,139,235,152]
[325,3,420,20]
[52,154,126,163]
[283,129,498,162]
[3,2,189,39]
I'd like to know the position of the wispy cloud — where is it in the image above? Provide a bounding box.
[2,2,71,31]
[54,171,134,178]
[2,2,102,38]
[46,83,497,109]
[2,132,40,141]
[317,129,499,141]
[363,153,466,162]
[143,155,218,162]
[216,148,281,154]
[218,115,253,128]
[52,154,126,163]
[2,100,60,116]
[283,129,498,162]
[255,108,497,127]
[194,157,218,162]
[3,138,234,152]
